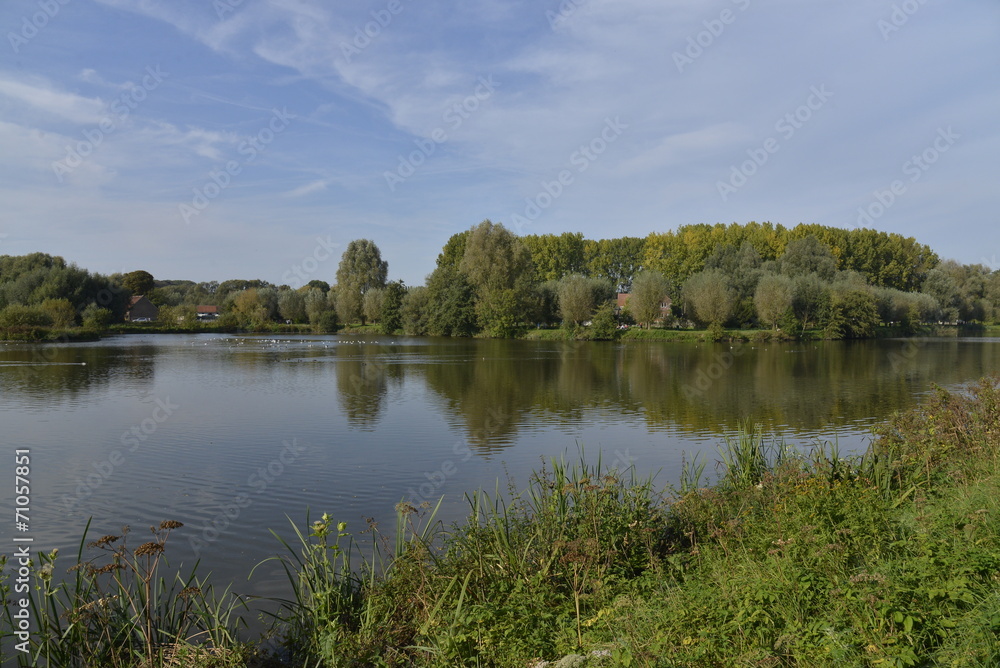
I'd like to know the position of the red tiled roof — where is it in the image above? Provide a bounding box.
[196,305,218,313]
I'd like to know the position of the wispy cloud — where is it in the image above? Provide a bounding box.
[0,76,105,124]
[283,179,328,198]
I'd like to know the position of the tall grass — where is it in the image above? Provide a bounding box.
[257,457,666,666]
[9,520,251,668]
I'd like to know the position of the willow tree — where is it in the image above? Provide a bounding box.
[336,239,388,325]
[754,273,794,329]
[458,220,534,338]
[682,269,735,327]
[627,270,671,328]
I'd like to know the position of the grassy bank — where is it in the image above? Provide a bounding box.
[4,379,1000,666]
[0,327,102,343]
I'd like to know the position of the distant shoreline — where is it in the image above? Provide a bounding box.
[4,322,997,344]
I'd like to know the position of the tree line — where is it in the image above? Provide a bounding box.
[2,221,999,339]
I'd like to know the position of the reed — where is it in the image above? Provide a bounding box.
[10,520,250,668]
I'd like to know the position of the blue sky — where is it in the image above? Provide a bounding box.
[1,0,998,287]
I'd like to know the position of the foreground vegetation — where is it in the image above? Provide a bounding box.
[4,378,1000,666]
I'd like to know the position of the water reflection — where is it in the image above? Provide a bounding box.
[417,337,1000,448]
[2,335,998,450]
[0,340,157,404]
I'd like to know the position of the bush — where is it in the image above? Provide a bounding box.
[81,304,113,330]
[0,304,52,328]
[314,311,340,333]
[40,298,77,328]
[588,302,619,340]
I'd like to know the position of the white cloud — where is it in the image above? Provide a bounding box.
[283,179,328,198]
[0,76,105,124]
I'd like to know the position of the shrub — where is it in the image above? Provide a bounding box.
[0,304,52,328]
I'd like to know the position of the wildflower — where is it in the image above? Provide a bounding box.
[94,563,124,575]
[159,520,184,530]
[134,542,165,558]
[88,535,120,548]
[395,502,417,515]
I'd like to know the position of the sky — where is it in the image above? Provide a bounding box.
[1,0,998,288]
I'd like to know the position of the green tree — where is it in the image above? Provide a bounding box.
[121,270,155,296]
[0,304,52,328]
[531,280,561,327]
[841,227,938,291]
[557,274,598,327]
[39,298,77,328]
[589,301,618,340]
[305,279,330,292]
[705,241,763,325]
[336,239,388,325]
[303,288,329,325]
[337,289,363,326]
[791,274,830,332]
[754,274,794,329]
[628,270,671,328]
[426,267,477,336]
[380,281,406,334]
[459,220,535,337]
[278,290,306,323]
[314,311,339,333]
[584,237,646,293]
[825,288,879,339]
[779,235,838,281]
[362,287,385,325]
[230,289,269,328]
[400,285,430,335]
[81,304,112,330]
[682,269,735,327]
[522,232,585,281]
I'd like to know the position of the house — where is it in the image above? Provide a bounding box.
[615,293,672,321]
[196,305,220,321]
[126,295,159,322]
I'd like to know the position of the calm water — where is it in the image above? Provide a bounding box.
[2,333,999,607]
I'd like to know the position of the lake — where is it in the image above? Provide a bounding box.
[2,333,999,609]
